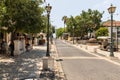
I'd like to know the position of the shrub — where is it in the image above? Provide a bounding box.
[95,27,108,37]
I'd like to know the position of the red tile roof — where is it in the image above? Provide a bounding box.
[102,21,120,27]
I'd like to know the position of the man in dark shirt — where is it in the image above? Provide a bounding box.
[9,41,14,56]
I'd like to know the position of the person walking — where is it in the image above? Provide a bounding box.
[9,41,14,56]
[1,39,6,54]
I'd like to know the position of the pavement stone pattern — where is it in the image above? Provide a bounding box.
[0,45,46,80]
[1,39,120,80]
[0,41,66,80]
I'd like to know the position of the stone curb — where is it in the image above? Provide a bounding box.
[65,40,120,58]
[50,40,67,80]
[64,40,120,65]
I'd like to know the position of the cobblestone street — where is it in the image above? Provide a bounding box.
[0,45,46,80]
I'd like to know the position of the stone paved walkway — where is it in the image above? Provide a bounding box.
[0,45,46,80]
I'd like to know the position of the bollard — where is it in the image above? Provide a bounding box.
[80,45,82,48]
[94,48,97,53]
[42,57,55,70]
[42,57,48,70]
[48,57,54,70]
[85,45,87,50]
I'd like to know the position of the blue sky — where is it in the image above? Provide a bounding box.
[44,0,120,29]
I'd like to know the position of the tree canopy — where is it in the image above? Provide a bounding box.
[64,9,103,38]
[0,0,45,34]
[56,28,64,38]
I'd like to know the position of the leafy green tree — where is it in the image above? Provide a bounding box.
[75,15,86,37]
[65,9,103,39]
[95,27,108,37]
[0,0,6,27]
[74,15,83,37]
[0,0,44,40]
[79,11,91,38]
[56,28,64,38]
[66,16,73,35]
[80,9,103,38]
[66,16,77,36]
[88,9,103,31]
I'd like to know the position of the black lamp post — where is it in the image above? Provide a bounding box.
[108,4,116,57]
[73,26,75,44]
[45,4,52,57]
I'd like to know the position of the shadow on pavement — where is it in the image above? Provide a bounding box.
[0,45,46,80]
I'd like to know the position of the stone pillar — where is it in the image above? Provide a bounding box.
[20,40,25,53]
[14,40,20,55]
[48,57,54,70]
[34,38,38,46]
[85,45,87,50]
[29,40,32,49]
[80,45,82,48]
[94,48,97,53]
[42,57,48,70]
[23,39,26,52]
[42,57,55,70]
[19,41,22,53]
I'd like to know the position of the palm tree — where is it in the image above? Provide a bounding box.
[65,16,76,36]
[62,16,67,32]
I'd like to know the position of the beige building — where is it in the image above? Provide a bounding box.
[103,20,120,50]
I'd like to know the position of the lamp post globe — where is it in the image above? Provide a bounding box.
[73,26,75,44]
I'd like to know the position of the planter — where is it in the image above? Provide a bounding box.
[39,39,45,45]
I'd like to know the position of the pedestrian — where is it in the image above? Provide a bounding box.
[1,39,6,54]
[25,41,30,52]
[9,41,14,56]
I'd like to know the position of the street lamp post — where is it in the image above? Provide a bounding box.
[108,4,116,57]
[73,26,75,44]
[45,4,52,57]
[64,21,66,33]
